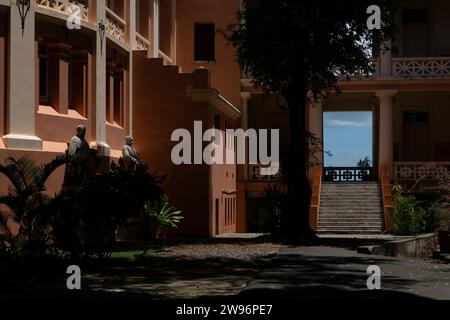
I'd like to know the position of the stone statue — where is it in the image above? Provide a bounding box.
[122,135,143,170]
[63,125,97,192]
[68,124,91,158]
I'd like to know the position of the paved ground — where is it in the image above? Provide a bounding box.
[241,245,450,300]
[2,240,449,300]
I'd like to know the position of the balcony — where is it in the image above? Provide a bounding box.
[36,0,89,21]
[105,7,126,43]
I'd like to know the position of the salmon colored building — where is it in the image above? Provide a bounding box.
[0,0,242,238]
[2,0,450,238]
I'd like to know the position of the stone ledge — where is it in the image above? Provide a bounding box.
[357,233,437,258]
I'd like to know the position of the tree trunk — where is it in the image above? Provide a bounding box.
[283,88,316,241]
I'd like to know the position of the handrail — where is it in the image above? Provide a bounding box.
[158,49,173,65]
[135,32,150,50]
[309,166,322,231]
[380,166,394,232]
[105,7,126,26]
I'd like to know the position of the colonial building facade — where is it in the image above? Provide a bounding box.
[1,0,448,237]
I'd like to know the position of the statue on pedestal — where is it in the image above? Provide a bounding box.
[63,125,97,191]
[122,136,144,171]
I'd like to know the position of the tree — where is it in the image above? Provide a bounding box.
[357,157,372,168]
[224,0,399,240]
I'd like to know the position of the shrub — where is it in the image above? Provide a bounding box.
[50,165,164,258]
[392,192,420,235]
[144,195,183,241]
[415,204,441,234]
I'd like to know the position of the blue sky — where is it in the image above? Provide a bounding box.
[323,112,372,167]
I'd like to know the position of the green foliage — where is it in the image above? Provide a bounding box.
[357,157,372,168]
[50,165,164,258]
[392,192,421,235]
[416,204,441,234]
[223,0,400,98]
[144,195,183,238]
[0,155,66,257]
[392,185,442,235]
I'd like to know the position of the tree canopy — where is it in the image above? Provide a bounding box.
[226,0,400,98]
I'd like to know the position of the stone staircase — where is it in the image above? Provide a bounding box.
[318,182,385,234]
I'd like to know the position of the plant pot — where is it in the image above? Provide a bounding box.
[438,230,450,253]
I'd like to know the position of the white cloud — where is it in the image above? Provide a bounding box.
[324,112,372,128]
[326,119,372,128]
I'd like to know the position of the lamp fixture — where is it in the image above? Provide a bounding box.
[17,0,31,36]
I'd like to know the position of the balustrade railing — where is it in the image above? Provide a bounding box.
[105,7,126,43]
[323,167,374,182]
[36,0,89,21]
[392,57,450,78]
[394,162,450,181]
[136,32,150,50]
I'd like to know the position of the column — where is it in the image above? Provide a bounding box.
[125,0,135,134]
[126,0,137,49]
[3,1,42,150]
[376,90,396,178]
[0,17,5,137]
[240,92,250,181]
[93,0,110,155]
[48,43,71,115]
[151,0,160,58]
[380,40,392,77]
[170,0,177,63]
[307,97,323,168]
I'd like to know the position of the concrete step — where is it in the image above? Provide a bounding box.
[320,202,383,206]
[320,208,383,212]
[317,229,383,234]
[319,221,384,227]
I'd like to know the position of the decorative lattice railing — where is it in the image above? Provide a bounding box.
[392,57,450,78]
[105,7,126,43]
[135,32,149,50]
[323,167,374,182]
[394,162,450,181]
[36,0,89,21]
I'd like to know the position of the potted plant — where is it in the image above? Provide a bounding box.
[144,195,183,247]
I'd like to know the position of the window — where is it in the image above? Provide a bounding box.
[38,45,48,102]
[194,23,215,61]
[403,111,428,123]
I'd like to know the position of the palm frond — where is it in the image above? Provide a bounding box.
[0,208,14,245]
[34,154,68,190]
[0,158,27,195]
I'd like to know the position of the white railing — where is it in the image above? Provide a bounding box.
[394,162,450,181]
[135,32,149,50]
[158,49,173,65]
[105,7,126,43]
[392,57,450,78]
[36,0,89,21]
[248,164,282,181]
